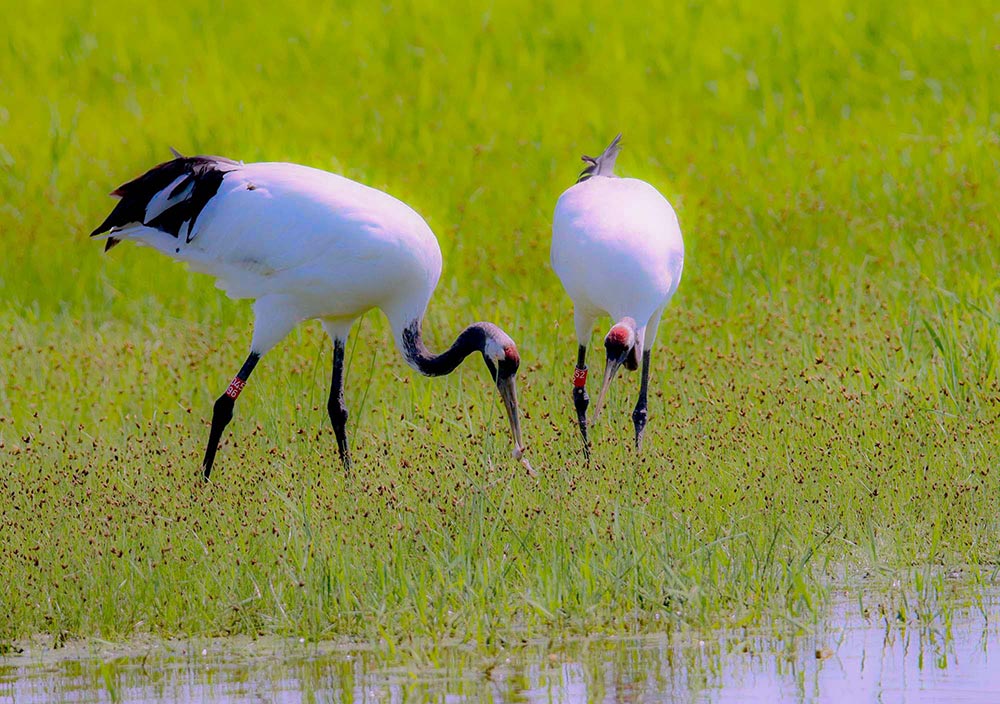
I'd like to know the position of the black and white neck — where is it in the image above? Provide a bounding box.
[397,317,526,462]
[399,320,519,381]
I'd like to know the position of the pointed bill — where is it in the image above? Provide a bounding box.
[591,355,625,423]
[497,375,525,456]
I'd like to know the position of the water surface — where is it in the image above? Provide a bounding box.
[3,590,998,702]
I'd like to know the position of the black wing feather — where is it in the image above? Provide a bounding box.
[576,133,623,183]
[91,155,240,248]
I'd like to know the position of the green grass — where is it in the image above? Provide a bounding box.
[0,0,997,646]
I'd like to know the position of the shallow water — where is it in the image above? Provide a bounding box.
[3,591,999,703]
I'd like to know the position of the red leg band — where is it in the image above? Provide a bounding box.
[225,376,246,400]
[573,367,588,388]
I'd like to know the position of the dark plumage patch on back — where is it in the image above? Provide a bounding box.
[576,133,623,184]
[91,155,240,243]
[577,155,600,183]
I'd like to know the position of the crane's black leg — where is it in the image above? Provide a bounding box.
[632,349,651,451]
[327,338,350,469]
[202,352,260,480]
[572,344,591,458]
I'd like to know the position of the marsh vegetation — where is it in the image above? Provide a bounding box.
[0,0,997,672]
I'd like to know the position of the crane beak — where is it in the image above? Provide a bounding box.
[496,374,526,460]
[591,351,629,423]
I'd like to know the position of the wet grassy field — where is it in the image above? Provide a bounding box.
[1,0,997,649]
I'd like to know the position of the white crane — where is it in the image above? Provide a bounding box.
[91,152,528,479]
[551,135,684,453]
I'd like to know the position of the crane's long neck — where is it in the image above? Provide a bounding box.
[399,320,490,377]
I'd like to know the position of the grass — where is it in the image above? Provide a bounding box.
[0,0,997,647]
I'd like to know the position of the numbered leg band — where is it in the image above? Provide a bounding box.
[225,376,247,400]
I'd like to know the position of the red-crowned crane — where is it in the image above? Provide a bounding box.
[551,135,684,454]
[91,152,528,479]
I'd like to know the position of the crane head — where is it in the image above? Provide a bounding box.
[592,318,639,422]
[482,333,527,464]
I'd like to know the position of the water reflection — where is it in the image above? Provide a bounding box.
[2,592,998,702]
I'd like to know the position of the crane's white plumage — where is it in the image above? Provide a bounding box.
[551,134,684,450]
[102,162,443,350]
[92,154,526,477]
[553,176,684,342]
